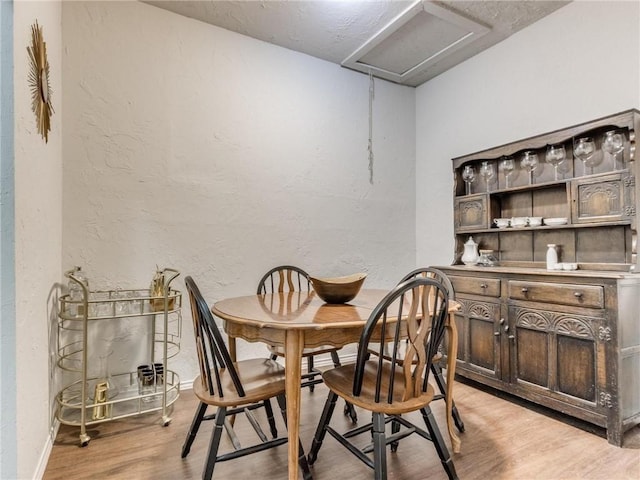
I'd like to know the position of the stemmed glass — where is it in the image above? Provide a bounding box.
[545,144,566,181]
[602,130,625,170]
[499,157,515,188]
[521,151,539,185]
[574,136,599,175]
[461,165,476,195]
[479,161,495,192]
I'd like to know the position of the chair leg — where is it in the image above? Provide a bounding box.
[203,406,227,480]
[421,406,458,480]
[307,391,339,465]
[307,356,316,392]
[263,398,278,438]
[343,402,358,424]
[390,416,400,452]
[330,350,341,368]
[372,412,387,480]
[181,401,208,458]
[431,363,465,432]
[331,350,358,423]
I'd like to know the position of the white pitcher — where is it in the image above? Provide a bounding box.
[462,236,479,266]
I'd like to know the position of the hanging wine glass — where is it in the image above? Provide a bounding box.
[545,144,566,181]
[461,165,476,195]
[574,136,600,175]
[521,150,539,185]
[499,157,515,188]
[479,161,495,192]
[556,155,572,179]
[602,130,625,170]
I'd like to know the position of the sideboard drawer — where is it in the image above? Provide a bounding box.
[508,281,604,309]
[450,275,501,297]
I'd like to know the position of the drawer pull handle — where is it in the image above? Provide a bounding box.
[480,283,488,289]
[508,335,515,341]
[574,292,583,298]
[494,332,501,337]
[521,287,529,293]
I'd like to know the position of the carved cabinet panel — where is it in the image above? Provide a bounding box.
[510,306,606,409]
[571,173,636,224]
[454,195,488,231]
[453,297,503,382]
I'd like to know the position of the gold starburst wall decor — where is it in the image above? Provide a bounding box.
[27,21,54,143]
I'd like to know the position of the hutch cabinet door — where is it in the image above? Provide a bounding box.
[454,195,489,231]
[571,172,635,224]
[509,305,606,411]
[455,297,503,382]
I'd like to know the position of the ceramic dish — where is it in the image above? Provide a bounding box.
[544,217,568,226]
[511,216,528,228]
[528,216,543,227]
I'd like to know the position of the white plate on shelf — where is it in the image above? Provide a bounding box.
[544,217,568,226]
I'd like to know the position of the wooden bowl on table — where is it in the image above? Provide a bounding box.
[310,273,367,304]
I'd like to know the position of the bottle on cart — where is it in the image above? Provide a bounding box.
[68,266,89,316]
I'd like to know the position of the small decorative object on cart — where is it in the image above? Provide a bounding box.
[150,266,175,311]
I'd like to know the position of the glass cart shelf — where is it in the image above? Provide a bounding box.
[55,268,182,446]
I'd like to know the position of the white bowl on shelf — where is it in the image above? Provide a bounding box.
[511,217,528,228]
[544,217,568,226]
[528,216,543,227]
[493,218,511,228]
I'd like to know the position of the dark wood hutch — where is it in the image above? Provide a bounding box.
[437,109,640,446]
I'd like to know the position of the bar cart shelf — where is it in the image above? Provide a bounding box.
[55,267,182,446]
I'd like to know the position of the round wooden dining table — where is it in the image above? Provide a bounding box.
[212,288,461,480]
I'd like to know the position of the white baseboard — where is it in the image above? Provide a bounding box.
[33,420,59,480]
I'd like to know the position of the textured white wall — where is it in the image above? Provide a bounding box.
[415,0,640,266]
[61,1,416,387]
[13,1,63,479]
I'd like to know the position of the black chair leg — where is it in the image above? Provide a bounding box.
[181,401,208,458]
[330,350,341,368]
[203,406,227,480]
[431,363,465,432]
[263,398,278,438]
[390,416,400,452]
[331,351,358,423]
[421,406,458,480]
[307,391,339,465]
[372,412,387,480]
[343,402,358,424]
[307,356,316,392]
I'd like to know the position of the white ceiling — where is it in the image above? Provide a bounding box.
[145,0,569,87]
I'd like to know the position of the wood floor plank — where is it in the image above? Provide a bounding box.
[44,380,640,480]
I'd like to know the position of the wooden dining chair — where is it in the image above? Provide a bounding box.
[398,267,464,433]
[307,277,459,480]
[181,276,312,480]
[258,265,357,423]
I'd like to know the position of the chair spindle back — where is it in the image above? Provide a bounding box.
[185,276,244,398]
[400,267,455,300]
[257,265,310,294]
[354,277,449,403]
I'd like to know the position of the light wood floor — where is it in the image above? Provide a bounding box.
[44,379,640,480]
